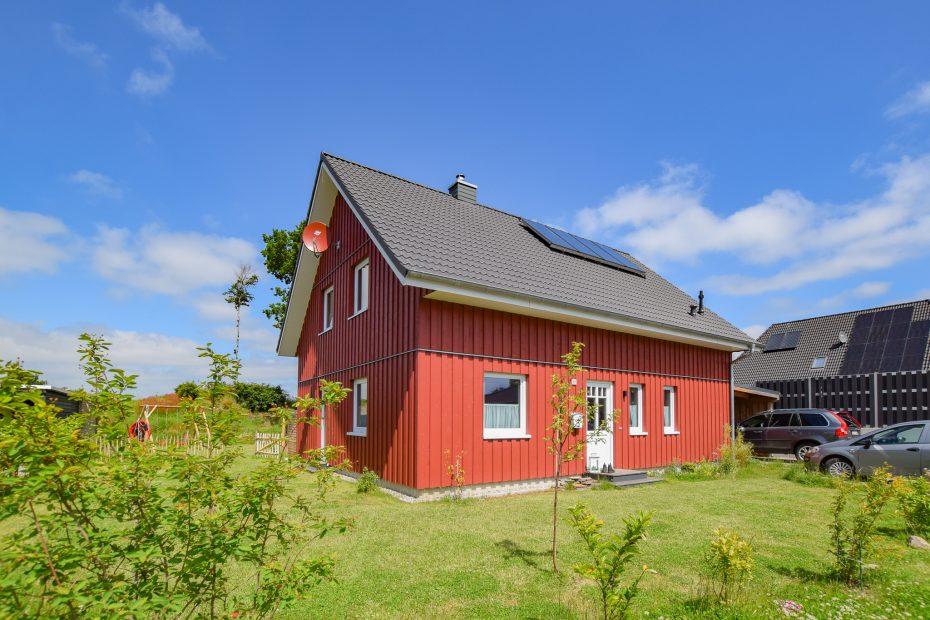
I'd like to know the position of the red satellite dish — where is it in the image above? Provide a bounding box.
[302,222,329,256]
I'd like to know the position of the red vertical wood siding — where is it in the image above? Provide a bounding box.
[295,196,425,488]
[415,300,731,489]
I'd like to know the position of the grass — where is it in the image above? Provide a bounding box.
[264,458,929,619]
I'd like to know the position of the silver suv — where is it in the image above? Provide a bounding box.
[738,408,852,460]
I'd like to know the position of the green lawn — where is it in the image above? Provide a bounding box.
[258,459,930,619]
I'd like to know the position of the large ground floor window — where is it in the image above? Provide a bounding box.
[483,373,527,439]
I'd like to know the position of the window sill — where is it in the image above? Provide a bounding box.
[346,431,367,438]
[483,433,532,440]
[348,309,368,320]
[629,430,648,436]
[319,327,332,336]
[664,429,680,436]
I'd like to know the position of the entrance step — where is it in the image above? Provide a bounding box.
[584,468,663,488]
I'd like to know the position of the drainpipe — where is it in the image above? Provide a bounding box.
[730,343,756,442]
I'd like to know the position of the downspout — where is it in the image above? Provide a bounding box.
[730,344,756,443]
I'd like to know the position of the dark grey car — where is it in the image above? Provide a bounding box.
[738,408,852,460]
[805,421,930,477]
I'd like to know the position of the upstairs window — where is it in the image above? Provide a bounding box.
[629,383,645,435]
[483,373,527,439]
[663,386,677,434]
[322,286,334,332]
[811,356,827,369]
[353,259,370,315]
[351,378,368,436]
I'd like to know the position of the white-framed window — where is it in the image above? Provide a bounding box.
[483,372,528,439]
[321,286,334,333]
[629,383,645,435]
[350,378,367,436]
[352,259,370,316]
[663,386,678,434]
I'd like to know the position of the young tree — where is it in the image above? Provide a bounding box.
[547,341,599,572]
[260,222,304,329]
[224,264,260,360]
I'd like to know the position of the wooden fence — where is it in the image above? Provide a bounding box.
[757,369,929,427]
[254,432,283,458]
[96,434,215,456]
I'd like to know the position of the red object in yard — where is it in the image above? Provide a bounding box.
[302,222,329,254]
[129,419,151,441]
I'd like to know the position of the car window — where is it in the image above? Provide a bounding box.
[871,424,925,445]
[741,415,767,428]
[799,413,828,427]
[769,413,796,427]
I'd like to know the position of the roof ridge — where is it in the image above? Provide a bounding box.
[321,152,639,256]
[766,299,930,329]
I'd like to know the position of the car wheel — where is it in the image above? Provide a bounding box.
[823,457,854,478]
[794,442,817,461]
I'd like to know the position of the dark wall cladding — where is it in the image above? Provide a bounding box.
[758,370,929,426]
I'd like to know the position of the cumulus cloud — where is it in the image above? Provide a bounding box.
[816,281,891,310]
[126,48,174,97]
[51,22,107,69]
[577,154,930,295]
[0,207,73,276]
[887,81,930,119]
[122,2,209,52]
[91,224,256,296]
[0,317,293,397]
[68,169,124,199]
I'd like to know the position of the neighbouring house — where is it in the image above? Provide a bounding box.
[277,153,753,497]
[733,300,930,427]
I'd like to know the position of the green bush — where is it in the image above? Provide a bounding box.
[782,462,837,488]
[234,381,294,413]
[894,472,930,537]
[702,528,754,602]
[831,467,895,585]
[175,380,201,400]
[718,427,753,474]
[357,467,380,494]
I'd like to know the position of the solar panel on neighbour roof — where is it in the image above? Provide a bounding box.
[839,311,929,375]
[763,330,801,352]
[521,219,645,276]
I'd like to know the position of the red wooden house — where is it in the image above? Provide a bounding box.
[277,154,753,497]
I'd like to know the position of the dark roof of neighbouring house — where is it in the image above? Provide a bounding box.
[319,153,751,346]
[733,300,930,383]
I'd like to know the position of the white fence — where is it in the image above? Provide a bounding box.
[254,432,284,458]
[95,434,214,456]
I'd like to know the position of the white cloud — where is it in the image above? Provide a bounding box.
[51,22,107,69]
[887,81,930,119]
[126,48,174,97]
[91,224,256,296]
[577,154,930,295]
[68,169,124,199]
[0,317,293,397]
[123,2,209,52]
[0,207,73,276]
[816,281,891,310]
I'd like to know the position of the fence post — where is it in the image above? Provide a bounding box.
[872,372,880,428]
[808,377,813,408]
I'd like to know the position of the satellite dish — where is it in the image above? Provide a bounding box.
[838,331,849,345]
[302,222,329,257]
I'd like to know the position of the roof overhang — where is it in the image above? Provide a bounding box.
[734,384,781,399]
[277,156,756,356]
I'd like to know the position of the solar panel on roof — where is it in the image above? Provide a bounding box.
[763,330,801,352]
[521,219,645,275]
[781,331,801,349]
[764,332,786,351]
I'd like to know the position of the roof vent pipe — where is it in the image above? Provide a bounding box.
[698,290,705,314]
[448,174,477,203]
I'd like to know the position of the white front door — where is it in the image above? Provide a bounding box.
[586,382,614,472]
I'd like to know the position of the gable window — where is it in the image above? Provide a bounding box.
[352,259,370,316]
[629,383,645,435]
[322,286,334,333]
[811,356,827,369]
[483,373,528,439]
[663,386,678,434]
[350,378,368,436]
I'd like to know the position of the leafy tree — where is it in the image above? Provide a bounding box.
[175,380,201,400]
[568,503,652,620]
[260,221,304,329]
[831,466,895,585]
[547,342,599,572]
[234,382,294,413]
[0,335,352,618]
[224,264,260,360]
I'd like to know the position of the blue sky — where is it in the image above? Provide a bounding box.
[2,2,930,396]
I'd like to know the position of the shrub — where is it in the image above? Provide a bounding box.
[894,471,930,537]
[357,467,380,494]
[175,380,201,400]
[782,462,837,488]
[668,459,722,481]
[445,450,466,500]
[234,381,294,413]
[702,528,754,602]
[830,467,895,585]
[568,502,652,620]
[718,426,753,475]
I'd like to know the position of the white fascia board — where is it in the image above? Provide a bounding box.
[410,272,752,352]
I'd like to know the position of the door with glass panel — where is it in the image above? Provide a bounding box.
[586,382,614,472]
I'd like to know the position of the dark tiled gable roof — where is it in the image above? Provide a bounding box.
[322,153,750,344]
[733,300,930,383]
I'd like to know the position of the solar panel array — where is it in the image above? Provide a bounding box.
[839,306,930,375]
[763,330,802,352]
[521,219,645,276]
